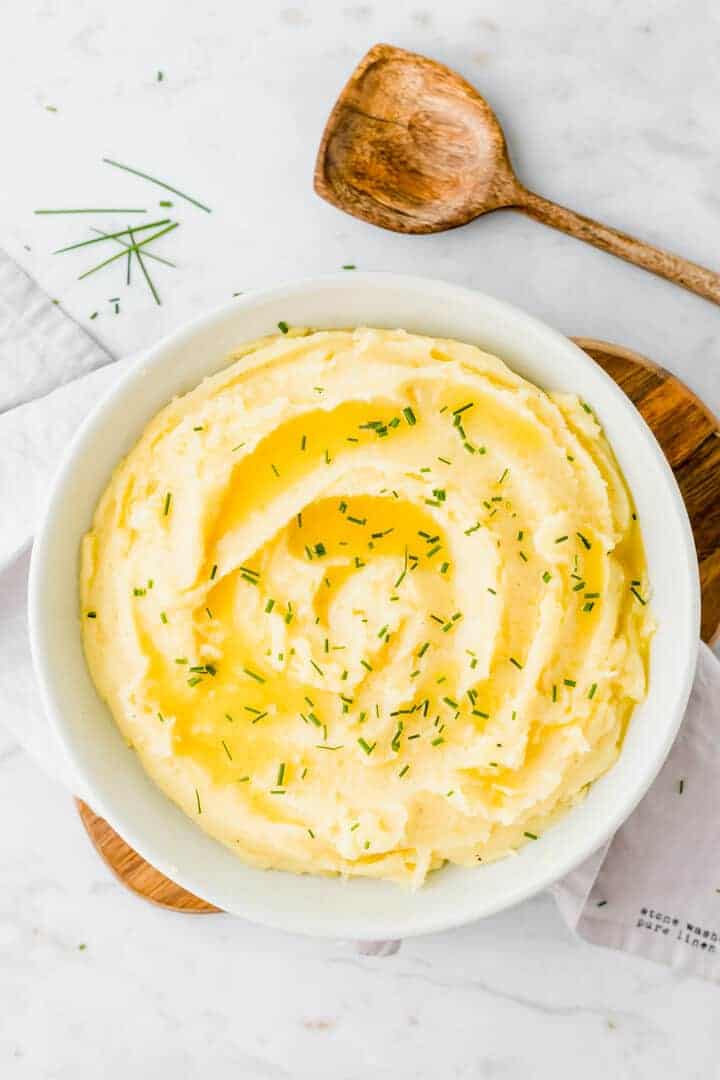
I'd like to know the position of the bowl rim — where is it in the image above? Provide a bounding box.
[28,272,701,938]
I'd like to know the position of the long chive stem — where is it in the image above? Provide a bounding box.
[128,224,161,305]
[90,227,176,267]
[78,222,178,280]
[53,219,171,254]
[102,157,211,212]
[35,208,148,215]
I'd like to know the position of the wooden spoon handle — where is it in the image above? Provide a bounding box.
[515,186,720,305]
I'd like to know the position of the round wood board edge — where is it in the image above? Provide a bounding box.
[75,338,720,914]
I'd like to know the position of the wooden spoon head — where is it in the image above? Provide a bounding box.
[314,44,517,234]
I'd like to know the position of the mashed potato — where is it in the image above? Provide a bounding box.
[81,328,652,886]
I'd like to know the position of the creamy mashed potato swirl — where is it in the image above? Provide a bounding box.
[81,328,652,886]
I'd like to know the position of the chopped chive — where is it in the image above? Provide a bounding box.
[276,763,286,786]
[278,320,289,334]
[86,610,97,619]
[402,406,417,426]
[431,737,444,747]
[472,709,489,719]
[442,696,458,709]
[576,532,592,550]
[552,685,557,702]
[163,491,172,516]
[210,564,218,580]
[630,587,647,605]
[358,737,376,755]
[221,740,233,760]
[498,468,509,484]
[564,678,576,687]
[581,402,592,414]
[243,667,265,683]
[542,571,552,583]
[573,580,586,592]
[394,546,409,588]
[678,778,685,794]
[523,831,538,840]
[588,683,597,699]
[509,657,523,670]
[582,602,595,612]
[307,829,315,838]
[360,659,373,672]
[195,789,202,814]
[310,660,325,677]
[519,551,528,562]
[398,764,410,778]
[554,535,568,544]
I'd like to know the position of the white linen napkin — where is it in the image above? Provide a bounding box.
[3,247,720,980]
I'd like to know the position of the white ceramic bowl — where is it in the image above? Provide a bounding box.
[29,273,700,940]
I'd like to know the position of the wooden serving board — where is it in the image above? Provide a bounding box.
[75,339,720,915]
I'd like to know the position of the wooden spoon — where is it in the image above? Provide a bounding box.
[314,43,720,305]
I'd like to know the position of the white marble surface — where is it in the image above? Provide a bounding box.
[1,0,720,1075]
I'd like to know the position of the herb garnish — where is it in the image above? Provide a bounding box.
[35,207,149,215]
[102,157,211,212]
[243,667,265,683]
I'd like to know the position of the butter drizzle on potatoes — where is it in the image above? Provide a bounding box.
[81,327,653,886]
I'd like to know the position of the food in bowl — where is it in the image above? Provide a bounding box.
[80,327,653,886]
